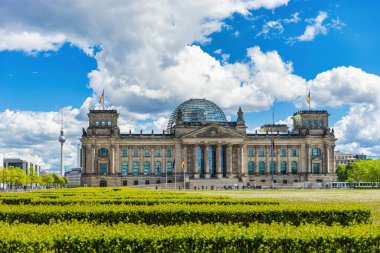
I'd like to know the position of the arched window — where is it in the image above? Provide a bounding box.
[248,161,254,175]
[318,119,323,127]
[311,147,321,156]
[281,161,286,175]
[166,161,173,175]
[155,161,161,176]
[144,161,150,175]
[248,148,254,157]
[132,161,139,175]
[98,148,109,157]
[155,149,161,157]
[121,161,128,176]
[166,148,172,157]
[259,149,265,157]
[122,149,128,157]
[281,149,286,157]
[292,148,297,157]
[133,149,139,157]
[101,119,105,127]
[312,119,316,128]
[291,161,297,174]
[259,161,265,175]
[144,149,150,157]
[270,161,276,174]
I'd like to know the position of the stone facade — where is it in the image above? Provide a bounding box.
[80,99,337,187]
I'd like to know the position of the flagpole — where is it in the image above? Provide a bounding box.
[183,160,185,190]
[271,104,274,189]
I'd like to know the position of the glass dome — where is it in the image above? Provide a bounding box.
[167,98,227,131]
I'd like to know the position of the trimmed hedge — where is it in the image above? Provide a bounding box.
[0,222,379,252]
[0,203,370,226]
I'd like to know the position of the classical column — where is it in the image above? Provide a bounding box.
[241,143,248,176]
[236,145,241,176]
[286,145,291,174]
[226,144,233,178]
[275,146,280,175]
[193,145,199,179]
[265,146,270,174]
[150,146,155,175]
[139,146,144,175]
[81,146,86,173]
[115,145,120,174]
[300,144,306,175]
[110,145,115,174]
[216,144,222,178]
[128,146,132,174]
[92,144,96,174]
[162,147,166,174]
[255,146,259,175]
[204,144,210,178]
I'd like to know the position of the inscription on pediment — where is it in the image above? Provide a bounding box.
[196,127,234,138]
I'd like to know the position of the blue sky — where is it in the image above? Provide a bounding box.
[0,0,380,170]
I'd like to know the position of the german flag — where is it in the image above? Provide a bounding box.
[98,89,104,104]
[307,90,310,107]
[181,159,185,169]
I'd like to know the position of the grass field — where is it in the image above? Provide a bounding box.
[0,188,379,252]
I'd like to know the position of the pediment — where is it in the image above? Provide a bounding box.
[182,124,245,139]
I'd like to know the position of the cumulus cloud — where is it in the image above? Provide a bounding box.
[307,66,380,156]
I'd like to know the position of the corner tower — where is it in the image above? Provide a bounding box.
[85,110,120,137]
[292,110,330,135]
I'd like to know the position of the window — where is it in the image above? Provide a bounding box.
[248,148,254,157]
[248,161,254,175]
[311,147,321,156]
[99,180,107,187]
[101,119,105,127]
[144,149,150,157]
[121,161,128,176]
[283,180,288,184]
[312,119,316,127]
[281,149,286,157]
[107,120,112,126]
[305,119,310,127]
[155,161,162,176]
[291,161,297,174]
[155,149,161,157]
[145,180,150,185]
[98,148,109,157]
[95,119,99,127]
[270,161,276,174]
[259,161,265,175]
[318,119,323,127]
[166,161,173,175]
[281,161,286,175]
[259,149,265,157]
[132,162,139,175]
[144,161,150,175]
[166,148,172,157]
[312,163,320,174]
[122,180,128,186]
[134,180,138,185]
[270,150,275,157]
[133,149,139,157]
[122,149,128,157]
[99,163,107,176]
[292,148,297,157]
[156,179,161,184]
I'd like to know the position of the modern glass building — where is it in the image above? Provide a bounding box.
[80,98,337,187]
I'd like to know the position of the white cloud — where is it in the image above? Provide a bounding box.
[298,11,328,41]
[256,20,284,38]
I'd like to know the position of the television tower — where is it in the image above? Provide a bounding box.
[58,110,66,176]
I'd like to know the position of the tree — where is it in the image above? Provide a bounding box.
[41,174,54,187]
[347,159,380,182]
[336,163,355,181]
[27,166,40,189]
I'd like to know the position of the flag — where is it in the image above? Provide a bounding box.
[98,89,104,104]
[181,159,184,169]
[307,90,310,107]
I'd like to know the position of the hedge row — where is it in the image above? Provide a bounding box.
[0,222,379,252]
[0,204,370,226]
[0,197,279,206]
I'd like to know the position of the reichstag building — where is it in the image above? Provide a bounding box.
[80,98,336,187]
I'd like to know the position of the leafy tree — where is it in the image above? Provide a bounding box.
[41,174,54,187]
[28,166,40,189]
[347,159,380,182]
[336,163,355,181]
